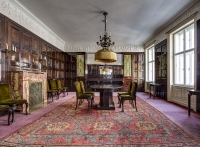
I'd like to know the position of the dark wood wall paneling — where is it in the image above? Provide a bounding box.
[0,13,67,87]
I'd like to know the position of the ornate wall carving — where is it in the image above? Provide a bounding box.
[144,1,200,47]
[0,0,65,51]
[65,45,144,53]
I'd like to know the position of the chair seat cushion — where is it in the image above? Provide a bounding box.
[120,95,134,99]
[0,105,10,111]
[118,92,129,95]
[0,99,27,105]
[78,93,92,99]
[47,90,58,93]
[84,92,94,95]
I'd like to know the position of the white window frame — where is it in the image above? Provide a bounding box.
[173,23,194,87]
[146,45,155,82]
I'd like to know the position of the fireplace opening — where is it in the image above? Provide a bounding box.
[29,82,43,112]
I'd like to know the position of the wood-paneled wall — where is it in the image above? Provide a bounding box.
[0,13,65,87]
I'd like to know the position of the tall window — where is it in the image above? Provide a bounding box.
[147,46,155,82]
[173,24,194,86]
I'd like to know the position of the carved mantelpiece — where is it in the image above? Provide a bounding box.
[18,71,47,113]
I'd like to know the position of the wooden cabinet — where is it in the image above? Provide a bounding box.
[123,53,145,92]
[132,53,145,92]
[155,39,167,99]
[65,53,76,91]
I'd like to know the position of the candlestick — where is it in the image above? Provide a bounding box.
[6,43,8,49]
[12,45,14,51]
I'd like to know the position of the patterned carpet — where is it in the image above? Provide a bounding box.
[0,96,199,146]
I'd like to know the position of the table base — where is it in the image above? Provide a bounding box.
[97,92,115,110]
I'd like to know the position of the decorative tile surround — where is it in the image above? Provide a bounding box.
[18,71,47,113]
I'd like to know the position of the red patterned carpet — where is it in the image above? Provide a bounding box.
[0,96,199,146]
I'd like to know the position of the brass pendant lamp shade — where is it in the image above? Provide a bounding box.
[95,12,117,63]
[95,48,117,63]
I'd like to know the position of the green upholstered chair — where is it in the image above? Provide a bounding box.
[49,79,61,99]
[119,82,138,112]
[79,81,94,103]
[117,81,132,104]
[56,79,68,96]
[0,84,28,122]
[74,82,92,110]
[47,81,58,102]
[0,105,12,125]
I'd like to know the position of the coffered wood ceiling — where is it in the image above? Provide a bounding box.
[18,0,199,46]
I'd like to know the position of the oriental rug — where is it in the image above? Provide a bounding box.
[0,96,199,147]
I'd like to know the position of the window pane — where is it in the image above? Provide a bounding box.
[185,51,194,85]
[174,54,184,84]
[174,31,184,53]
[148,48,152,61]
[185,25,194,50]
[149,62,152,81]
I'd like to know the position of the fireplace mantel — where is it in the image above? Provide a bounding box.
[18,71,47,113]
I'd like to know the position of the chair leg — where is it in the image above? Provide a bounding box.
[135,99,137,111]
[121,100,124,112]
[11,107,15,122]
[90,96,93,107]
[119,97,121,108]
[8,108,11,125]
[25,102,28,115]
[117,95,120,104]
[87,99,91,111]
[75,98,78,110]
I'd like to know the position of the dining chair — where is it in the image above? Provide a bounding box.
[80,81,94,104]
[47,81,58,102]
[74,82,92,110]
[117,81,132,104]
[0,84,28,123]
[119,82,138,112]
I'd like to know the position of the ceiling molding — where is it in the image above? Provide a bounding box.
[65,45,144,53]
[0,0,66,51]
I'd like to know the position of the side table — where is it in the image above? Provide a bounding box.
[187,89,200,116]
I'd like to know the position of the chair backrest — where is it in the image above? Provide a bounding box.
[56,79,62,89]
[0,84,12,102]
[130,82,138,97]
[49,80,57,90]
[47,81,50,91]
[127,81,132,94]
[74,82,82,97]
[79,81,85,93]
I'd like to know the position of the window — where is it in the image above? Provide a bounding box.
[173,24,194,86]
[147,46,155,82]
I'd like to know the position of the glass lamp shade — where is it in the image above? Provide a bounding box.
[95,48,117,63]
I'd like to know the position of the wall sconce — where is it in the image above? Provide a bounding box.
[1,44,17,56]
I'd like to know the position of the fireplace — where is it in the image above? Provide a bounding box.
[29,82,43,111]
[17,71,47,113]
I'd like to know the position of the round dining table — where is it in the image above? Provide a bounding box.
[90,84,122,110]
